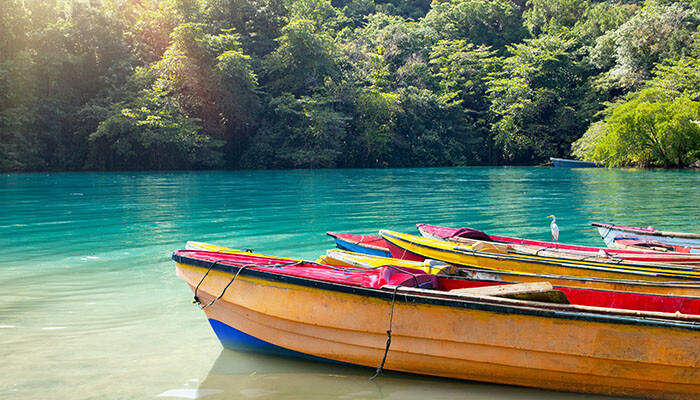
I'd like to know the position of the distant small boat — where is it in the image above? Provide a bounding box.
[593,222,700,251]
[326,232,391,257]
[550,157,603,168]
[174,249,700,399]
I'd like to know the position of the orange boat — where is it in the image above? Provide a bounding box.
[174,249,700,400]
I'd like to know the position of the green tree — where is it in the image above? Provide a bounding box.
[205,0,287,57]
[424,0,527,51]
[344,87,400,167]
[154,22,259,163]
[89,99,224,170]
[0,0,39,170]
[429,39,498,162]
[487,34,594,164]
[241,93,348,168]
[590,1,698,91]
[576,53,700,167]
[590,91,700,167]
[263,17,338,95]
[524,0,590,37]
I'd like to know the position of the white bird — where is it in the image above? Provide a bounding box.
[547,215,559,242]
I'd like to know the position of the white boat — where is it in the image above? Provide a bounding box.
[593,222,700,253]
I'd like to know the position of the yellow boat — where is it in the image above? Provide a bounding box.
[186,241,453,275]
[324,249,700,297]
[380,230,700,282]
[320,249,454,274]
[174,249,700,399]
[185,241,297,260]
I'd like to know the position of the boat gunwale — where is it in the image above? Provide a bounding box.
[550,157,602,165]
[593,222,700,240]
[381,230,700,279]
[172,252,700,331]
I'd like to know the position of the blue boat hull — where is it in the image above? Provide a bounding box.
[550,157,603,168]
[208,318,352,365]
[333,238,392,258]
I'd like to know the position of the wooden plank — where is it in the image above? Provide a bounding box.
[449,281,552,295]
[449,282,570,304]
[453,239,510,254]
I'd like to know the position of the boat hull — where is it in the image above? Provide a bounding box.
[550,157,603,168]
[327,232,392,258]
[596,225,700,251]
[175,259,700,400]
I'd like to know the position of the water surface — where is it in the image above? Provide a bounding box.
[2,167,698,399]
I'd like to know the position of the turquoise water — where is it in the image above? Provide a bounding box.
[1,167,699,399]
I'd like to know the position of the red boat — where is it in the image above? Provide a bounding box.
[326,232,391,257]
[417,223,700,266]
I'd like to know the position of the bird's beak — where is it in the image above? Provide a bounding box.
[546,215,553,218]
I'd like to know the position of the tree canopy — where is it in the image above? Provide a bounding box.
[2,0,700,171]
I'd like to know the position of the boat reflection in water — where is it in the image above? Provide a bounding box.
[184,349,625,400]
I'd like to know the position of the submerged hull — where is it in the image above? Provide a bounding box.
[174,252,700,399]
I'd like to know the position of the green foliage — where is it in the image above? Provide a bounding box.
[89,71,225,170]
[154,22,259,164]
[429,39,497,106]
[590,91,700,167]
[524,0,590,36]
[487,34,594,164]
[591,1,698,91]
[392,86,480,166]
[3,0,700,171]
[424,0,527,51]
[263,17,338,95]
[241,93,347,168]
[345,87,400,166]
[577,53,700,167]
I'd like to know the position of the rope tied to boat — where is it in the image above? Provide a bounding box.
[193,260,303,309]
[601,225,614,242]
[193,260,254,309]
[371,265,421,380]
[371,285,399,380]
[193,260,225,306]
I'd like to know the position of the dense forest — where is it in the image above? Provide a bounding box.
[2,0,700,171]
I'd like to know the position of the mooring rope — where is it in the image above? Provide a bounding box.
[193,260,255,309]
[193,260,304,309]
[601,225,614,242]
[193,260,225,306]
[371,284,400,380]
[370,265,423,380]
